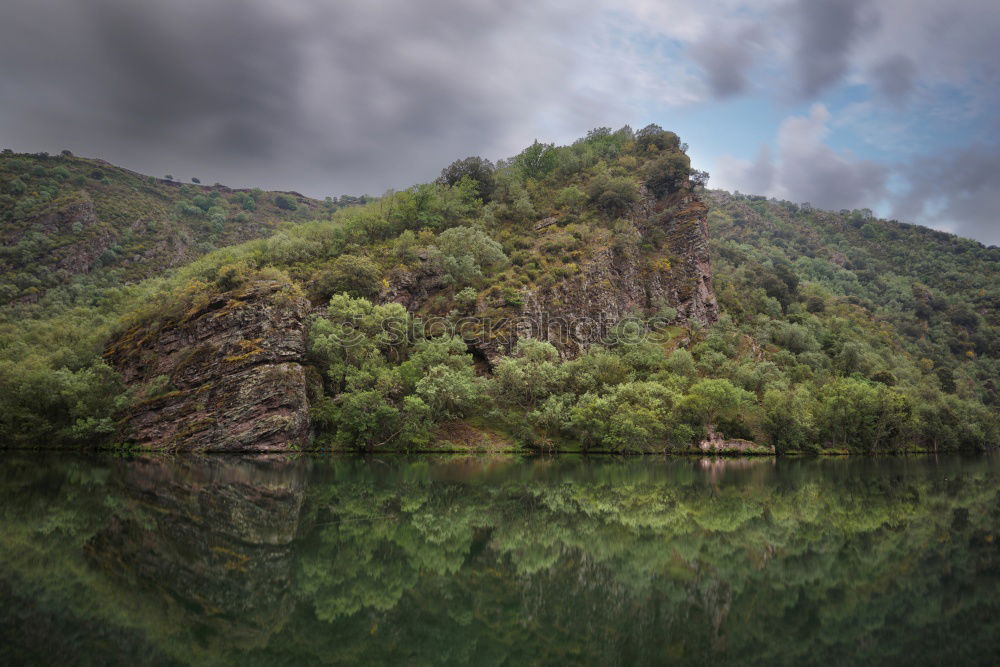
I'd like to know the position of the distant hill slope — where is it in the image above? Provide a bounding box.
[0,151,334,304]
[706,191,999,404]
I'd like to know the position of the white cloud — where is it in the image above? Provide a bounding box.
[715,105,888,209]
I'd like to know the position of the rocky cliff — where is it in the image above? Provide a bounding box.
[100,129,720,452]
[389,187,718,361]
[106,281,311,452]
[107,188,719,451]
[513,189,718,359]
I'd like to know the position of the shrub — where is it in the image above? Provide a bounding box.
[313,254,382,300]
[191,195,213,212]
[503,288,524,307]
[587,176,639,217]
[556,185,586,211]
[455,287,478,311]
[232,191,257,211]
[433,226,508,286]
[275,194,297,210]
[7,178,26,195]
[175,202,204,217]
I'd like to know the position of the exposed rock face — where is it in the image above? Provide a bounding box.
[106,281,311,451]
[512,190,718,358]
[640,191,719,325]
[105,187,718,450]
[387,188,719,361]
[699,425,775,455]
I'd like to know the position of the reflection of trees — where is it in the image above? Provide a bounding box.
[0,455,999,665]
[288,457,1000,665]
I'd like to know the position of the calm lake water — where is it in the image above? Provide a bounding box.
[1,453,998,666]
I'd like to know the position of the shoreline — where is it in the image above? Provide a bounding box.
[0,445,986,457]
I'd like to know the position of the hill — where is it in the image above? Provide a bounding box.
[0,150,354,307]
[706,191,999,406]
[0,127,996,453]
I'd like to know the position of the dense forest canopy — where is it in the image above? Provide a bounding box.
[0,126,996,452]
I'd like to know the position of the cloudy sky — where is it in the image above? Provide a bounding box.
[1,0,998,244]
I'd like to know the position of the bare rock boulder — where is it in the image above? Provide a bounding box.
[106,280,311,452]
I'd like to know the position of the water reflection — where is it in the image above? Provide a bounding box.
[87,456,310,649]
[0,453,998,666]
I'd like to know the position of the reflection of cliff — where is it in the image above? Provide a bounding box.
[85,455,310,648]
[697,455,775,485]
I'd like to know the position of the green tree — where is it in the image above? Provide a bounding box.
[313,254,383,300]
[684,378,754,428]
[763,386,816,453]
[569,382,681,451]
[492,339,566,408]
[635,124,680,152]
[432,226,508,286]
[587,175,639,217]
[512,140,558,179]
[642,151,690,198]
[437,156,495,200]
[815,378,912,452]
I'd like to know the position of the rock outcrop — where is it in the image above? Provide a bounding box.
[106,280,311,452]
[105,186,719,451]
[387,188,719,361]
[511,190,718,358]
[699,425,775,455]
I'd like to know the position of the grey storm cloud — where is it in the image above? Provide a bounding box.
[0,0,614,197]
[689,25,763,98]
[2,0,998,247]
[869,55,916,105]
[893,144,1000,247]
[790,0,877,98]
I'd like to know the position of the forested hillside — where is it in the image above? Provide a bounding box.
[0,127,996,453]
[0,150,358,307]
[708,192,999,405]
[690,191,999,452]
